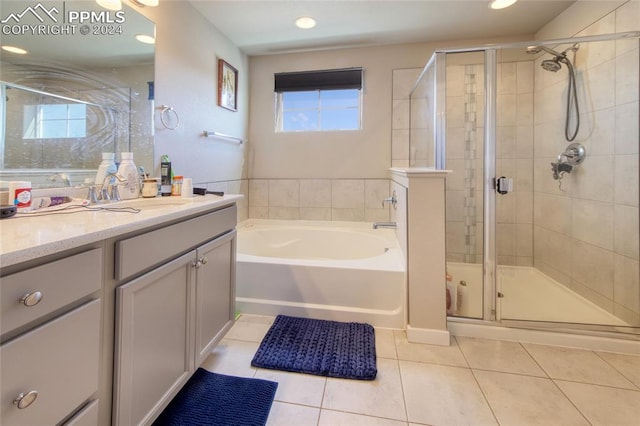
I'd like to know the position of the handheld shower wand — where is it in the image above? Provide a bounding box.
[526,43,580,141]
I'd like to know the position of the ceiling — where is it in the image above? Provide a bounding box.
[189,0,576,56]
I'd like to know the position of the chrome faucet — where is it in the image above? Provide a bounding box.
[381,191,398,209]
[373,222,397,229]
[87,172,127,204]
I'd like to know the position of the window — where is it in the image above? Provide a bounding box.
[275,68,362,132]
[23,103,87,139]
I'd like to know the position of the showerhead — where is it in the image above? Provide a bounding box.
[541,58,563,72]
[526,44,573,72]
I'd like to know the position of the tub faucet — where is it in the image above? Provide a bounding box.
[373,222,397,229]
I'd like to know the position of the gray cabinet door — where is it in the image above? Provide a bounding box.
[194,231,236,365]
[1,300,100,426]
[113,251,195,426]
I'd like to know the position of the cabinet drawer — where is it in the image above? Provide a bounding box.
[116,204,236,281]
[1,300,101,426]
[1,248,102,336]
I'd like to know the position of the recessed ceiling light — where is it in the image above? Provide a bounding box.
[295,17,316,29]
[135,34,155,44]
[1,45,28,54]
[489,0,517,9]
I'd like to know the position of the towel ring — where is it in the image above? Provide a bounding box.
[159,105,180,130]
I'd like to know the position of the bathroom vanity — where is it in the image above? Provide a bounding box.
[0,195,241,425]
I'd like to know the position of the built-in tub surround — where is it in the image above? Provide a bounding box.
[248,178,391,222]
[236,219,406,328]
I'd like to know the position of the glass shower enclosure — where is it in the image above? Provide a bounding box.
[409,31,640,337]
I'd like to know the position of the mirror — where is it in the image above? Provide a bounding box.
[0,0,155,188]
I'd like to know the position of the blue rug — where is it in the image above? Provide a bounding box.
[251,315,377,380]
[153,368,278,426]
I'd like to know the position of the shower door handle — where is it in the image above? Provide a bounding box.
[495,176,513,195]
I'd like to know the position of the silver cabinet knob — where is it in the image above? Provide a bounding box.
[13,391,38,409]
[199,256,207,265]
[20,291,43,307]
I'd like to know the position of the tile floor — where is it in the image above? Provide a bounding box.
[201,314,640,426]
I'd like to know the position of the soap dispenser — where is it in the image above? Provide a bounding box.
[117,152,140,200]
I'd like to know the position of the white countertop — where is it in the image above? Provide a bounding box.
[0,194,242,268]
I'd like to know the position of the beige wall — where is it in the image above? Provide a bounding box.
[247,36,528,219]
[137,0,249,219]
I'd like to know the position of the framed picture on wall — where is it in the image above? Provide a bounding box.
[218,59,238,111]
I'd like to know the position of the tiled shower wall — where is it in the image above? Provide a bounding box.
[532,3,640,324]
[247,179,391,222]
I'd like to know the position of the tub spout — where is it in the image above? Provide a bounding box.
[373,222,397,229]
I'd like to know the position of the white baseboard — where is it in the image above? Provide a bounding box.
[406,325,451,346]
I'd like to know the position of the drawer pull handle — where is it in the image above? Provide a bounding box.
[13,391,38,409]
[20,291,43,307]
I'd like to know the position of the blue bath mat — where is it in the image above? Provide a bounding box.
[153,368,277,426]
[251,315,377,380]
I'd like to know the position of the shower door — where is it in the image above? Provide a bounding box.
[494,35,640,332]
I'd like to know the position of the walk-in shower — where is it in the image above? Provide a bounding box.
[406,30,640,340]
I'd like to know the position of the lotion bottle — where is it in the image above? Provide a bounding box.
[95,152,117,185]
[117,152,140,199]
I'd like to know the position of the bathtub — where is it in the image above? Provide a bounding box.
[447,262,628,326]
[236,219,406,328]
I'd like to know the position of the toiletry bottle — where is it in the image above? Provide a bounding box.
[172,175,183,196]
[95,152,117,185]
[9,181,32,211]
[160,158,172,196]
[117,152,140,200]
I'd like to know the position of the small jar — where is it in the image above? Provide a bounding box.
[172,175,183,196]
[142,178,159,198]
